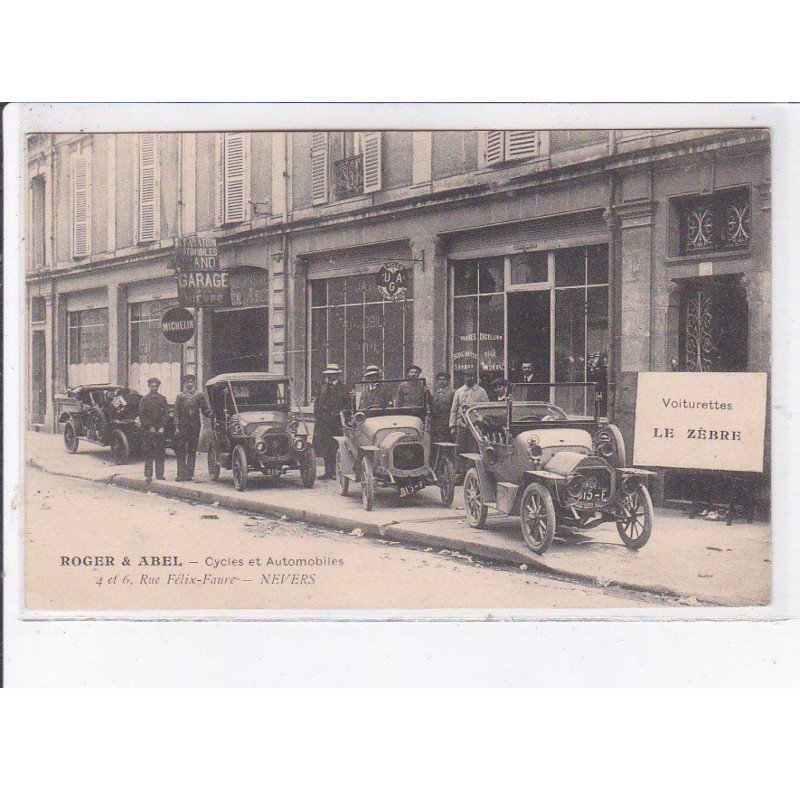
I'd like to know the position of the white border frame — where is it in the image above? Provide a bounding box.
[4,103,799,686]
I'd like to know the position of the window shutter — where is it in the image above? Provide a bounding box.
[224,133,249,224]
[310,132,329,205]
[215,133,225,226]
[484,131,505,166]
[505,131,541,161]
[72,150,91,257]
[362,132,382,193]
[138,133,160,242]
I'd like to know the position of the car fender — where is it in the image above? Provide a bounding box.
[461,454,496,504]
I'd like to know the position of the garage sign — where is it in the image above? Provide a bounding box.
[161,306,196,344]
[376,262,408,301]
[632,372,767,473]
[175,235,219,271]
[177,270,231,307]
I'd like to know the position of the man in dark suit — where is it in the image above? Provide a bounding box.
[174,374,211,481]
[139,377,169,482]
[313,364,350,479]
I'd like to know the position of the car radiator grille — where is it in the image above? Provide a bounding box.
[575,463,615,507]
[262,435,291,457]
[393,442,425,470]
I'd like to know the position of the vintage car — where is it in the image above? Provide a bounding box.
[461,382,656,554]
[334,378,455,511]
[205,372,316,491]
[59,383,176,464]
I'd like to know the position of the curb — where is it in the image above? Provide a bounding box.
[28,458,717,605]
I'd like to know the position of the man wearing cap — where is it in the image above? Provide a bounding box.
[139,377,169,482]
[396,364,432,410]
[430,371,455,459]
[359,365,393,410]
[174,374,211,482]
[449,373,489,481]
[313,364,350,480]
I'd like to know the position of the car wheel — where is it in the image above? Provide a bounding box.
[207,443,222,481]
[111,430,131,465]
[616,484,654,549]
[520,482,556,555]
[336,449,349,496]
[438,456,455,508]
[360,458,375,511]
[300,446,316,488]
[63,422,79,454]
[232,444,249,492]
[463,468,488,529]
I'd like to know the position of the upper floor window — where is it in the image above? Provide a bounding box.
[30,174,46,268]
[312,132,382,205]
[138,133,160,243]
[676,187,751,256]
[482,131,547,167]
[215,133,251,226]
[71,148,92,258]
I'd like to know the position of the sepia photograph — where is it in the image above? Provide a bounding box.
[14,115,773,613]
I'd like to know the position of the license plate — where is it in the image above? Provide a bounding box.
[264,467,282,477]
[581,488,608,503]
[399,480,425,497]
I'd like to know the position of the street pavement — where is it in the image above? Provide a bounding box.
[24,431,771,606]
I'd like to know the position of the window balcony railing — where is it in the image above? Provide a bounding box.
[333,154,364,199]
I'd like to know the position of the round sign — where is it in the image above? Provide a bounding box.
[161,306,196,344]
[376,262,408,301]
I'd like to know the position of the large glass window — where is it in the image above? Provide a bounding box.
[67,307,109,386]
[129,299,183,398]
[309,271,414,392]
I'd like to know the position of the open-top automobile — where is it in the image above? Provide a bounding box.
[461,382,656,554]
[334,378,456,511]
[205,372,316,491]
[59,383,176,464]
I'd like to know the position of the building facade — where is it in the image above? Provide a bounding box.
[25,127,771,497]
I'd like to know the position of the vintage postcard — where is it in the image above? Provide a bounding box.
[7,105,776,616]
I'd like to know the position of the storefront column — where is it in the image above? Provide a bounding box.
[44,293,55,430]
[107,280,127,386]
[409,234,446,380]
[269,250,287,374]
[287,254,307,401]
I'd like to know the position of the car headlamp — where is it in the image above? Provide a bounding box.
[566,473,588,497]
[231,423,243,437]
[293,438,306,452]
[620,475,640,496]
[595,430,614,457]
[528,435,543,459]
[254,439,267,453]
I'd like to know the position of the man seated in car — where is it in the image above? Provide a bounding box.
[358,365,394,410]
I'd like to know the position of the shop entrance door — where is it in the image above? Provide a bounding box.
[507,290,551,384]
[210,306,270,377]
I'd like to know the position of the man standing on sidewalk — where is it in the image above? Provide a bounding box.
[449,373,488,481]
[430,371,454,461]
[140,377,169,482]
[174,374,211,482]
[313,364,350,480]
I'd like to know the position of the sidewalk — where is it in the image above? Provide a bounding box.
[25,432,771,606]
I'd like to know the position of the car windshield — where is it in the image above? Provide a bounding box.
[509,383,598,421]
[354,378,426,413]
[228,380,288,412]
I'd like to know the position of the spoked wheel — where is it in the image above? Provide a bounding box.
[63,422,79,454]
[232,444,249,491]
[520,482,556,555]
[300,446,316,488]
[336,450,349,496]
[360,458,375,511]
[110,430,131,465]
[463,467,488,529]
[437,456,455,508]
[207,443,222,481]
[616,484,654,549]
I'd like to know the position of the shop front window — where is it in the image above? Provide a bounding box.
[67,307,109,386]
[129,299,183,398]
[309,272,414,393]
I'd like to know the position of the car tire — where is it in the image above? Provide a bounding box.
[360,458,375,512]
[232,444,249,492]
[63,422,79,454]
[463,467,488,529]
[438,456,455,508]
[520,482,556,555]
[207,443,222,481]
[336,449,349,496]
[616,484,654,549]
[300,446,316,488]
[111,430,131,465]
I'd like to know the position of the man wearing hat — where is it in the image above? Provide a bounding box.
[174,374,211,481]
[396,364,431,410]
[359,365,393,410]
[430,371,455,459]
[139,377,169,482]
[313,364,350,479]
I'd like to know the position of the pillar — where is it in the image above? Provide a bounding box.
[107,280,127,385]
[409,234,446,382]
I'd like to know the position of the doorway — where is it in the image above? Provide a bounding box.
[31,329,47,425]
[210,306,269,376]
[507,291,550,383]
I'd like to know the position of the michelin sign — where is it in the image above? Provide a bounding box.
[633,372,768,473]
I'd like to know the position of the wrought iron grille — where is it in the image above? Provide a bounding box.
[679,188,751,255]
[333,154,364,199]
